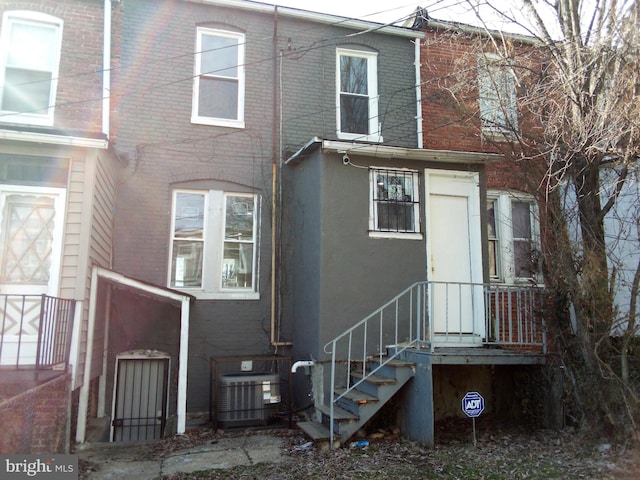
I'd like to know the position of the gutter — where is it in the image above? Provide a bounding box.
[286,138,502,165]
[0,129,108,148]
[424,17,538,45]
[188,0,424,39]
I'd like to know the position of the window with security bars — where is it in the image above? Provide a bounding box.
[370,168,420,234]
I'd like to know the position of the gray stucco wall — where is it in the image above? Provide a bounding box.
[317,154,428,349]
[285,151,491,365]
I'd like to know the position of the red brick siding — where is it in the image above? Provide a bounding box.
[420,28,544,157]
[0,374,70,454]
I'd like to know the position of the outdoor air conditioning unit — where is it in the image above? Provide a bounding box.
[217,373,280,426]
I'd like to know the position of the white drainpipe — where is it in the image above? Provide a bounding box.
[102,0,113,138]
[291,360,315,373]
[414,37,423,149]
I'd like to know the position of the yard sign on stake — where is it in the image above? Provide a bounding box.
[462,391,484,447]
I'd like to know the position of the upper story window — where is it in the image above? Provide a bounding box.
[337,48,381,143]
[487,191,540,284]
[0,11,63,126]
[369,168,420,239]
[477,54,518,139]
[192,28,245,128]
[169,189,259,299]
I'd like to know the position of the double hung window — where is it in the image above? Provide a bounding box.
[477,54,518,137]
[337,48,381,142]
[192,28,245,128]
[370,168,420,238]
[0,11,63,126]
[169,190,259,299]
[487,192,540,283]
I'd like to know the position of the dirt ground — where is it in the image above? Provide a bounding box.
[80,419,640,480]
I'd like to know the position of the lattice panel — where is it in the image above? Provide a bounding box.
[0,296,41,335]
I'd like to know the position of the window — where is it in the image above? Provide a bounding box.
[192,28,245,128]
[0,11,63,126]
[370,168,420,238]
[169,190,259,299]
[487,192,540,283]
[477,54,518,138]
[337,48,381,142]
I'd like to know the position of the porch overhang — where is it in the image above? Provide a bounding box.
[76,267,194,443]
[0,127,109,149]
[285,137,503,165]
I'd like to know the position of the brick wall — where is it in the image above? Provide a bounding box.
[0,374,71,454]
[0,0,105,133]
[419,27,544,162]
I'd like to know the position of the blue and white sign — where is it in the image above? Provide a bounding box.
[462,391,485,418]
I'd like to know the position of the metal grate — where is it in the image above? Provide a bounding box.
[217,373,279,426]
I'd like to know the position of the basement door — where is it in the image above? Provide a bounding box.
[112,354,170,442]
[425,170,484,344]
[0,186,65,365]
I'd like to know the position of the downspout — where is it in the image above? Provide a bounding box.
[102,0,112,138]
[414,37,423,149]
[270,6,278,347]
[270,8,292,347]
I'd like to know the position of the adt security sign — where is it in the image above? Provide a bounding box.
[462,391,485,418]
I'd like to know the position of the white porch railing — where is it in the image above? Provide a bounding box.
[322,281,546,446]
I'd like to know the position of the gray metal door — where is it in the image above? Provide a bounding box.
[112,357,169,442]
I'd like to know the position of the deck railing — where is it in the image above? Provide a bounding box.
[0,294,76,370]
[323,281,545,445]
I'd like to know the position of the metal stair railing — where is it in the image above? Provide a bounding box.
[323,281,428,446]
[322,281,546,446]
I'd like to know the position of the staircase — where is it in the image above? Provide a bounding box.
[296,283,429,449]
[298,356,415,449]
[296,281,546,448]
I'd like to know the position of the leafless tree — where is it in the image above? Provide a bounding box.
[422,0,640,440]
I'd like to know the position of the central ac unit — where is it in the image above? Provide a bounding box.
[217,373,280,426]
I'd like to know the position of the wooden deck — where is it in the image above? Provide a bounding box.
[408,346,548,365]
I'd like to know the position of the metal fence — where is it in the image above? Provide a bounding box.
[0,294,76,370]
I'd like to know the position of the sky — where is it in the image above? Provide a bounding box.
[268,0,545,36]
[269,0,419,25]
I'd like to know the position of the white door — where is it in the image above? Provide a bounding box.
[425,170,484,344]
[0,186,65,364]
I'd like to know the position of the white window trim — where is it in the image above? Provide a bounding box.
[336,48,382,143]
[477,53,518,141]
[488,190,541,285]
[0,11,63,126]
[191,27,245,128]
[369,167,421,239]
[168,189,259,300]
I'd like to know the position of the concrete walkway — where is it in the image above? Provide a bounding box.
[77,434,285,480]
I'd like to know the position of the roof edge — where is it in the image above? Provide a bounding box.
[187,0,424,38]
[286,138,503,165]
